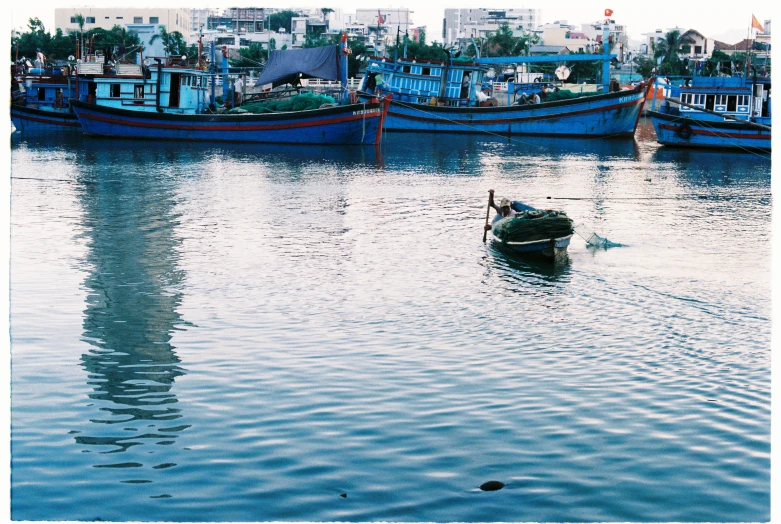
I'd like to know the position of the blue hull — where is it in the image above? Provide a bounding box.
[11,105,80,132]
[358,87,647,136]
[70,99,389,145]
[648,110,771,150]
[493,234,573,261]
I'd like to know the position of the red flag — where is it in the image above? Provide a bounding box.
[604,8,613,17]
[378,10,385,25]
[751,14,763,32]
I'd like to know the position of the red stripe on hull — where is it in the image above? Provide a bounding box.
[80,111,382,132]
[658,123,771,140]
[387,98,644,126]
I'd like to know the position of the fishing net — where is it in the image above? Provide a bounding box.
[493,210,574,243]
[573,223,624,248]
[228,93,336,114]
[543,90,599,102]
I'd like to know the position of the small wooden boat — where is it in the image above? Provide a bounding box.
[493,233,573,262]
[489,203,574,262]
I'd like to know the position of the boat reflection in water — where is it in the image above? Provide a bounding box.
[74,156,188,467]
[485,241,572,287]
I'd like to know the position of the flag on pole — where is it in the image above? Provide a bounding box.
[604,8,613,17]
[751,14,763,32]
[378,10,385,25]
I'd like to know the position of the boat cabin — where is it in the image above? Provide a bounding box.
[77,58,213,114]
[672,76,770,122]
[360,56,488,106]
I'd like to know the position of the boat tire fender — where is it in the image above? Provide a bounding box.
[677,123,692,139]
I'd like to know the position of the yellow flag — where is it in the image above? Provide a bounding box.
[751,15,763,32]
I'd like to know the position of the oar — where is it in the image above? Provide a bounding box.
[482,192,491,242]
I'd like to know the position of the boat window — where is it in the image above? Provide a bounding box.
[402,65,411,73]
[705,94,714,111]
[111,84,120,97]
[727,95,737,112]
[422,67,430,75]
[134,85,144,99]
[682,93,692,105]
[38,88,45,101]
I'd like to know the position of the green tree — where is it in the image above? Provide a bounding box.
[268,10,297,33]
[149,25,187,56]
[653,30,684,75]
[386,30,449,61]
[235,42,268,67]
[633,55,656,79]
[568,51,602,83]
[464,26,538,58]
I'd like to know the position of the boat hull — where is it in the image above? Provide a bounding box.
[493,234,573,262]
[358,87,646,136]
[647,110,771,150]
[70,99,389,145]
[11,105,80,132]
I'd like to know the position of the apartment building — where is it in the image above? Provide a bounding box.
[55,7,190,36]
[443,8,540,46]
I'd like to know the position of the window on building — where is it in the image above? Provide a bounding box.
[86,17,95,23]
[150,17,159,24]
[694,45,702,54]
[116,16,123,20]
[111,84,121,97]
[134,17,142,23]
[105,17,110,19]
[70,16,77,23]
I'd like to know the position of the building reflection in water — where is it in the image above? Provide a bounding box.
[75,164,188,458]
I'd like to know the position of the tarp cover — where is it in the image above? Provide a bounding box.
[254,46,340,87]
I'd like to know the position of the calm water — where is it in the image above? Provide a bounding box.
[10,120,771,522]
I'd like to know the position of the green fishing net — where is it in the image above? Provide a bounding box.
[542,90,600,102]
[493,211,574,242]
[228,93,336,114]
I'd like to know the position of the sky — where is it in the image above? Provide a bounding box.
[8,0,777,46]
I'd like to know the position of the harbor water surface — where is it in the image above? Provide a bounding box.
[10,119,771,521]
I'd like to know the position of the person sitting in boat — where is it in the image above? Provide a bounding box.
[365,71,378,93]
[528,92,541,104]
[483,190,517,232]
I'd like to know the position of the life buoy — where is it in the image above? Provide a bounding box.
[677,123,692,139]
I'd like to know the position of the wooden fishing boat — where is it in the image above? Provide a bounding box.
[70,41,390,145]
[493,233,573,261]
[647,76,771,150]
[488,202,574,262]
[11,65,80,131]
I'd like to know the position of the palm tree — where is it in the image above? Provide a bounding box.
[653,29,683,75]
[149,26,186,57]
[74,13,85,58]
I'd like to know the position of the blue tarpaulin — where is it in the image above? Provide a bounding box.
[254,46,340,88]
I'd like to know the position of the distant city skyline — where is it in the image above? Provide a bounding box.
[9,0,773,45]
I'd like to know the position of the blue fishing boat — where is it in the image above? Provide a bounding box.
[71,41,389,145]
[11,64,80,131]
[356,20,649,137]
[358,56,648,136]
[647,76,771,150]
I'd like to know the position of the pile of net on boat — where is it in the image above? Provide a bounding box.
[493,210,574,243]
[543,90,599,102]
[227,93,336,114]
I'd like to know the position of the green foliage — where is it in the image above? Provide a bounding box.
[149,26,187,56]
[567,51,602,83]
[386,30,449,61]
[268,10,298,33]
[633,55,656,79]
[13,18,53,60]
[235,42,268,67]
[302,31,330,48]
[653,30,684,75]
[464,25,539,58]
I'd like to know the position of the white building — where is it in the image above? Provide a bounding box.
[190,8,218,43]
[55,7,191,37]
[356,8,413,43]
[443,8,540,46]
